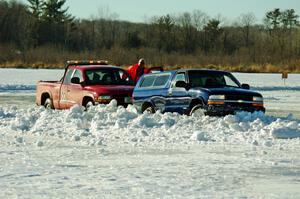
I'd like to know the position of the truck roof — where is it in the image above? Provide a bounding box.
[177,68,230,74]
[143,69,231,77]
[65,60,125,71]
[70,64,124,71]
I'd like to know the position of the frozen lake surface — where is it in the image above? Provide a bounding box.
[0,68,300,198]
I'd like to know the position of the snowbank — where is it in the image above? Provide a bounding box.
[1,101,299,148]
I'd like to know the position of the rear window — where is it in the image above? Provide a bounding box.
[140,76,156,87]
[84,68,134,85]
[140,74,170,88]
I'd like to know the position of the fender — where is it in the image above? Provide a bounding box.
[40,90,53,104]
[82,94,96,105]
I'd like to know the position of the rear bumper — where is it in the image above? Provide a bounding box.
[205,104,265,116]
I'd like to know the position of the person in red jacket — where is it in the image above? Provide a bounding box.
[127,58,150,84]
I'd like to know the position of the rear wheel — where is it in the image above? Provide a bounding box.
[44,98,54,109]
[143,106,155,114]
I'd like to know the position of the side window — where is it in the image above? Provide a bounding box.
[172,73,186,88]
[118,70,125,81]
[153,74,170,87]
[117,70,134,85]
[189,72,205,87]
[64,69,74,84]
[140,76,156,88]
[85,71,95,83]
[72,69,83,82]
[140,73,171,88]
[224,76,237,87]
[85,71,109,84]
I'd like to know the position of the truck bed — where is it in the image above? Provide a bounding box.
[36,81,62,107]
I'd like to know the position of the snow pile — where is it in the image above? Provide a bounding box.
[1,101,300,148]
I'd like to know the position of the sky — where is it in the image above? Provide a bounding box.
[22,0,300,23]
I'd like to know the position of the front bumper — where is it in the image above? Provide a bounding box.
[205,104,265,116]
[95,96,132,107]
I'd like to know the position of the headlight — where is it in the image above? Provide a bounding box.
[209,95,225,100]
[98,95,111,100]
[208,95,225,105]
[252,96,264,107]
[253,96,263,102]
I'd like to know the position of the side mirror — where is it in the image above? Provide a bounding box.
[175,81,190,90]
[241,83,250,90]
[71,77,80,84]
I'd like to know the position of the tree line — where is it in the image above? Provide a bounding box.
[0,0,300,72]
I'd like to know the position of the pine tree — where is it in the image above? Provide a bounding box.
[42,0,68,21]
[27,0,43,19]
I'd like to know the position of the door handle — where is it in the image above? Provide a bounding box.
[167,91,172,96]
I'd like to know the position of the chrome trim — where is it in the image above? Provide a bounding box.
[208,99,263,104]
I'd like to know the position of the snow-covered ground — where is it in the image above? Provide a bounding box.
[0,68,300,198]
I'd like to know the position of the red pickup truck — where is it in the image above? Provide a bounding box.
[36,60,135,109]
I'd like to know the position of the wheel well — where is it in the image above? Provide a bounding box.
[141,102,153,112]
[190,98,204,109]
[41,93,51,105]
[82,96,94,106]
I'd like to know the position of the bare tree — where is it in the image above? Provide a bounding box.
[93,6,120,49]
[152,14,175,52]
[192,10,209,31]
[96,5,119,20]
[238,13,256,47]
[176,12,198,53]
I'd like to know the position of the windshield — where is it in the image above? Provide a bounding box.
[84,68,134,86]
[188,71,241,88]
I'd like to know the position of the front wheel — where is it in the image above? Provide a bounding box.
[44,98,54,109]
[189,104,204,116]
[84,100,94,110]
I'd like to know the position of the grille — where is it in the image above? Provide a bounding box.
[226,102,253,108]
[225,94,254,108]
[225,95,253,101]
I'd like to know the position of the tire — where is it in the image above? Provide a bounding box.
[84,100,94,110]
[44,98,54,109]
[189,104,204,116]
[143,106,155,114]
